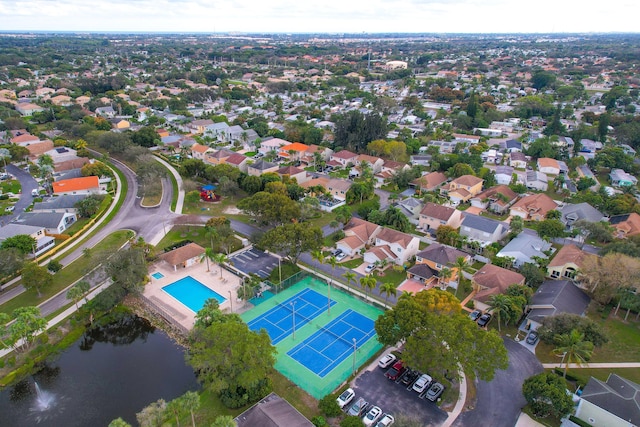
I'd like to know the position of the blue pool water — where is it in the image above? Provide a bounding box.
[152,272,164,280]
[162,276,226,313]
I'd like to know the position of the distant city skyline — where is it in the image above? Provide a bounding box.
[1,0,638,34]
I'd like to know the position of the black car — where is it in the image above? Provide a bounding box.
[477,313,492,327]
[469,310,482,321]
[400,369,420,387]
[526,330,539,345]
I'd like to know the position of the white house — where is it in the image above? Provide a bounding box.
[363,227,420,266]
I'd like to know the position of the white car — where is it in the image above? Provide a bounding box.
[363,405,383,426]
[335,252,347,261]
[377,353,397,369]
[336,388,355,409]
[412,373,433,393]
[364,264,375,274]
[5,206,15,212]
[375,414,395,427]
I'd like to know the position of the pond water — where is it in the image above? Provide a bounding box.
[0,314,199,426]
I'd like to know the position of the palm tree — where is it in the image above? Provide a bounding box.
[211,415,236,427]
[553,330,594,378]
[453,256,469,298]
[438,267,453,290]
[343,271,356,291]
[165,398,185,427]
[66,286,84,310]
[326,255,338,315]
[379,282,397,307]
[487,294,520,332]
[180,391,200,427]
[311,249,324,276]
[359,275,377,301]
[213,253,229,278]
[201,247,216,272]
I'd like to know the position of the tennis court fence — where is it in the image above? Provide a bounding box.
[264,270,313,294]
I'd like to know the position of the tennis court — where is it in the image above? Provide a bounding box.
[247,288,336,344]
[287,309,376,377]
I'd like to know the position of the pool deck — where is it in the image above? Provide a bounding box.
[144,260,245,330]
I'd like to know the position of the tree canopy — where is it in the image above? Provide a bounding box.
[260,223,323,264]
[523,372,573,419]
[237,191,300,226]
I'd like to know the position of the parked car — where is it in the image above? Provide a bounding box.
[426,382,444,401]
[330,248,342,257]
[384,361,406,381]
[364,264,375,274]
[378,353,397,369]
[347,397,369,417]
[526,330,539,345]
[363,406,383,426]
[412,373,433,393]
[5,206,15,212]
[337,388,355,409]
[400,369,420,387]
[375,414,395,427]
[336,252,347,261]
[477,313,492,327]
[469,309,482,321]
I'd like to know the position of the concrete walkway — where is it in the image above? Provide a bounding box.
[441,364,468,427]
[542,362,640,368]
[154,155,184,214]
[514,412,546,427]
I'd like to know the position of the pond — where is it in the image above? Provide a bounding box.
[0,314,199,426]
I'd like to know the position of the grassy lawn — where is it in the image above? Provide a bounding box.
[0,230,133,315]
[372,266,407,286]
[329,169,349,179]
[558,367,640,386]
[141,192,162,207]
[0,179,21,194]
[268,262,300,284]
[339,258,364,269]
[181,192,248,217]
[63,218,91,236]
[154,225,242,254]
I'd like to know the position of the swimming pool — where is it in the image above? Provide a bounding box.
[162,276,226,313]
[151,272,164,280]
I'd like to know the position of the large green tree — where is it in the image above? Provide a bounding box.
[3,306,47,353]
[375,289,508,381]
[260,223,322,264]
[523,372,573,418]
[21,262,53,297]
[237,191,300,225]
[0,234,36,255]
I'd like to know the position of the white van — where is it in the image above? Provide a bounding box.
[31,189,39,196]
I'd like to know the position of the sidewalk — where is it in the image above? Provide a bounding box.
[441,363,467,427]
[542,362,640,368]
[153,155,184,214]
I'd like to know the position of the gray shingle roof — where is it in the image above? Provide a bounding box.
[461,214,505,233]
[527,280,590,323]
[33,195,87,211]
[416,243,468,266]
[580,374,640,426]
[16,212,69,229]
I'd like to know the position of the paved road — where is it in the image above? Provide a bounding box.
[1,164,39,225]
[453,339,543,427]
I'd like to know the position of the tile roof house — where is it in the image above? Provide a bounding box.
[336,218,381,256]
[609,213,640,239]
[496,228,552,268]
[190,142,213,160]
[470,185,518,214]
[355,154,384,173]
[524,279,591,330]
[363,227,420,266]
[257,137,288,155]
[407,243,471,288]
[235,392,314,427]
[537,157,562,175]
[52,176,103,196]
[575,374,640,427]
[559,203,606,229]
[15,103,45,116]
[25,139,55,160]
[412,172,448,193]
[547,244,595,280]
[510,193,558,221]
[460,214,509,245]
[279,142,309,161]
[276,166,308,184]
[472,264,525,310]
[330,150,358,167]
[159,243,206,271]
[10,133,40,145]
[441,175,484,205]
[204,149,235,166]
[225,153,249,173]
[418,202,463,233]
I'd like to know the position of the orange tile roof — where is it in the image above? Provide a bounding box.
[452,175,483,187]
[52,176,99,193]
[548,244,594,268]
[280,142,309,152]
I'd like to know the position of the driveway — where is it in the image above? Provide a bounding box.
[1,164,39,225]
[351,362,448,426]
[452,339,543,427]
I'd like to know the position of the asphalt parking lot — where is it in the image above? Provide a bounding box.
[349,359,448,426]
[229,248,279,279]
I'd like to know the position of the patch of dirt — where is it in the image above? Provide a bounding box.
[223,206,242,215]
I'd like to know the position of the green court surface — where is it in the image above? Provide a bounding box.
[241,276,384,399]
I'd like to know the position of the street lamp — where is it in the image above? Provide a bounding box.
[291,301,297,339]
[228,290,233,313]
[327,281,331,316]
[352,338,357,374]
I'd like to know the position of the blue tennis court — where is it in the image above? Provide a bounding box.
[247,288,336,344]
[287,309,376,377]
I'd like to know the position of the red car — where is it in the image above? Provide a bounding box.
[384,361,406,381]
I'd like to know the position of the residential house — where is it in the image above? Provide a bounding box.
[0,224,54,256]
[495,166,514,186]
[576,164,600,189]
[279,142,309,162]
[525,170,549,191]
[301,144,333,166]
[188,119,214,134]
[412,172,448,194]
[225,153,249,173]
[355,154,384,174]
[204,149,235,166]
[574,374,640,427]
[24,139,55,160]
[523,279,591,331]
[547,244,595,280]
[16,211,77,234]
[363,227,420,266]
[15,103,45,116]
[579,139,601,160]
[470,185,518,214]
[556,136,575,149]
[95,106,116,118]
[418,202,463,233]
[510,193,558,221]
[375,160,410,186]
[510,152,528,169]
[610,213,640,238]
[32,194,87,214]
[204,122,230,141]
[472,264,525,311]
[276,166,308,184]
[453,133,480,144]
[190,143,212,160]
[609,169,638,187]
[52,176,104,196]
[496,229,552,268]
[460,214,509,245]
[10,133,40,145]
[325,178,352,200]
[407,243,471,287]
[234,392,314,427]
[410,154,431,167]
[258,137,288,155]
[397,197,423,225]
[335,218,381,256]
[50,95,72,106]
[330,150,358,168]
[537,157,561,175]
[441,175,484,205]
[502,139,523,152]
[159,243,206,271]
[247,160,279,177]
[559,203,605,229]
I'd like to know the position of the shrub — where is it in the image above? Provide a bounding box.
[318,394,342,417]
[312,416,328,427]
[340,416,365,427]
[47,259,62,273]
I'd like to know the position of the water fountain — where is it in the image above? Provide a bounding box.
[33,381,55,411]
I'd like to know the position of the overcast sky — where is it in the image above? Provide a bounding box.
[1,0,638,34]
